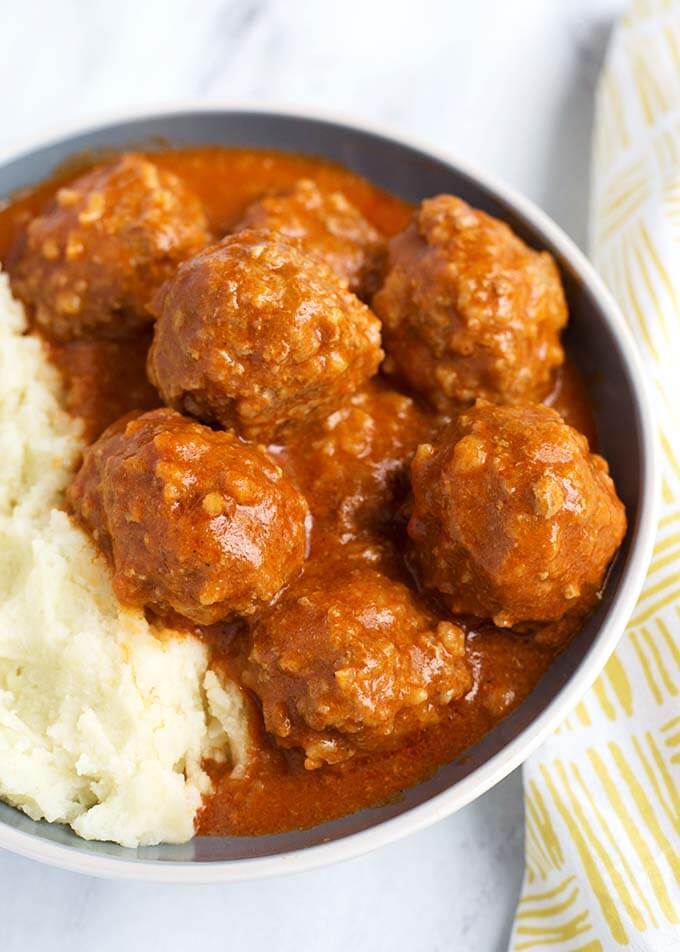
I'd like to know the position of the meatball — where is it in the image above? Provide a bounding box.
[373,195,567,411]
[408,401,626,627]
[9,154,210,341]
[148,230,383,442]
[244,562,471,768]
[67,408,309,625]
[237,179,386,299]
[278,381,436,537]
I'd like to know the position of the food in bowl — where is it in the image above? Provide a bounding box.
[0,146,626,846]
[147,228,383,441]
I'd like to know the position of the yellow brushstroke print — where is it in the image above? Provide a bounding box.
[664,21,680,72]
[633,733,680,834]
[514,911,591,951]
[559,760,648,933]
[519,876,577,906]
[571,762,655,930]
[588,749,678,924]
[649,734,680,828]
[598,157,647,208]
[641,627,678,695]
[574,700,592,727]
[630,630,664,703]
[598,184,650,242]
[652,529,680,556]
[660,431,680,483]
[602,71,630,151]
[512,6,680,947]
[661,713,680,733]
[631,586,680,626]
[649,544,680,575]
[605,653,633,717]
[620,237,660,358]
[515,885,579,921]
[636,569,680,607]
[632,236,673,347]
[631,44,672,125]
[659,509,680,528]
[657,617,680,667]
[662,477,675,504]
[525,808,551,881]
[529,780,563,870]
[540,764,629,945]
[591,678,617,721]
[611,741,680,887]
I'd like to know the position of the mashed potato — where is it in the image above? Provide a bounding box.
[0,273,250,847]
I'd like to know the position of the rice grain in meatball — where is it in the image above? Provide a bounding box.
[245,561,471,768]
[237,179,386,299]
[148,229,383,441]
[408,401,626,627]
[68,408,309,625]
[9,154,210,341]
[373,195,567,411]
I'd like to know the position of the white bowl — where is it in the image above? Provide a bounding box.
[0,104,658,882]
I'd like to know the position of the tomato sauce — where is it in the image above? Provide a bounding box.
[0,147,597,837]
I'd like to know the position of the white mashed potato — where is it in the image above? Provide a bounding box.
[0,273,251,847]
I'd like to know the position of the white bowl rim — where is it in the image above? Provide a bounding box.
[0,101,660,883]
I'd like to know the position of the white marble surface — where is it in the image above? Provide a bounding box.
[0,1,625,948]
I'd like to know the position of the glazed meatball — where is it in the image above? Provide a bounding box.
[373,195,567,411]
[148,230,383,442]
[237,179,386,299]
[244,562,471,768]
[279,381,436,537]
[67,408,309,625]
[9,154,210,341]
[408,401,626,627]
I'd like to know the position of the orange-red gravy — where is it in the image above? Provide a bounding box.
[0,147,597,837]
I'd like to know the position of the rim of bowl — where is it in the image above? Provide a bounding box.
[0,102,660,883]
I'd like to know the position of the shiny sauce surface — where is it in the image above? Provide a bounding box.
[0,147,597,837]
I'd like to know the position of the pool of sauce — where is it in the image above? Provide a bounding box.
[0,147,598,837]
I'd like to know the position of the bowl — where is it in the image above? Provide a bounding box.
[0,105,658,882]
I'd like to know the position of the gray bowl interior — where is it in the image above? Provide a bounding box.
[0,111,646,864]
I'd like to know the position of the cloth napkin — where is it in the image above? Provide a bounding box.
[509,3,680,950]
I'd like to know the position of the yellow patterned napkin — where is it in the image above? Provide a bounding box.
[509,3,680,950]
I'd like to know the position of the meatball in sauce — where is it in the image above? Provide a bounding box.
[9,154,210,341]
[244,558,471,769]
[373,195,567,411]
[148,229,383,442]
[0,146,627,838]
[68,408,309,625]
[408,401,626,627]
[237,178,386,299]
